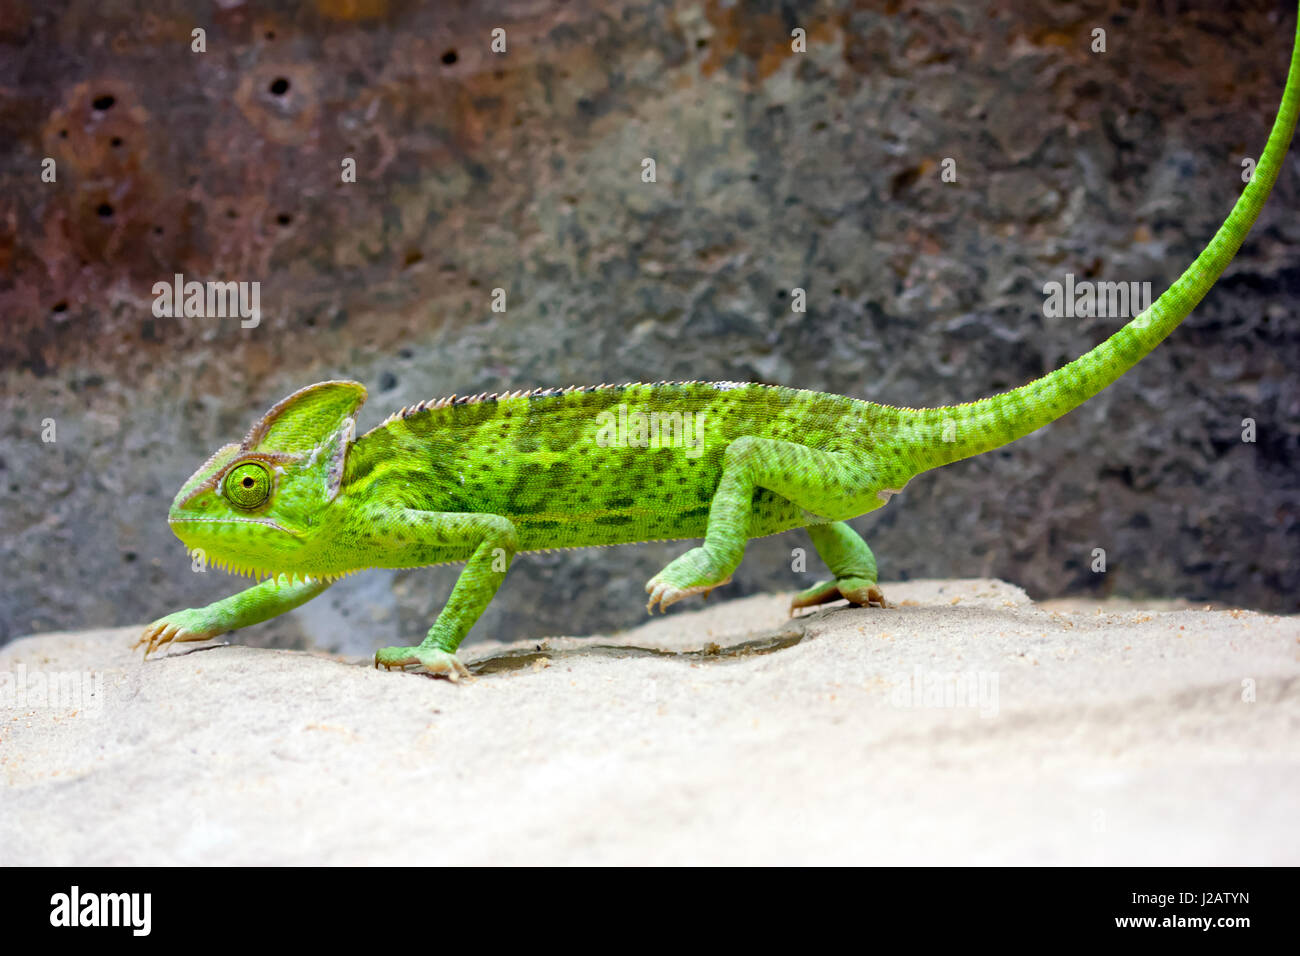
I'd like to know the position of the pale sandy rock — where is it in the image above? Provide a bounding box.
[1,579,1296,865]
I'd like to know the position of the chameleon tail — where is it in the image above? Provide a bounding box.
[897,10,1299,474]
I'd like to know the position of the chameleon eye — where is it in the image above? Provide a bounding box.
[223,461,271,509]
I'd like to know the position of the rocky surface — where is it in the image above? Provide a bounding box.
[2,1,1297,648]
[2,579,1296,865]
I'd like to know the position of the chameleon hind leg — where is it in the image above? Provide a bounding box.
[791,520,886,611]
[646,437,882,611]
[373,511,519,681]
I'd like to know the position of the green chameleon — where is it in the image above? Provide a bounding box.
[137,20,1300,680]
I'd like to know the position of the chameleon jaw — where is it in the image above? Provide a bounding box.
[168,515,301,535]
[168,516,307,580]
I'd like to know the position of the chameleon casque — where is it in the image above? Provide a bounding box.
[137,19,1300,680]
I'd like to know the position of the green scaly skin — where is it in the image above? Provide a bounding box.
[137,18,1300,680]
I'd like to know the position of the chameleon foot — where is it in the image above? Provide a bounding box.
[790,578,887,613]
[133,611,221,658]
[645,575,733,613]
[645,545,739,613]
[374,645,471,682]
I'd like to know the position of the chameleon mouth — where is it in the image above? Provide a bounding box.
[168,515,300,536]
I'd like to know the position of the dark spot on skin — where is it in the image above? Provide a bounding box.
[276,213,292,226]
[52,301,67,313]
[441,49,458,65]
[269,77,290,96]
[110,136,123,147]
[97,203,113,218]
[92,94,115,111]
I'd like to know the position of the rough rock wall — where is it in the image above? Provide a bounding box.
[2,0,1297,650]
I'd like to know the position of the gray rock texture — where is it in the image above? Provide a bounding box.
[1,0,1297,652]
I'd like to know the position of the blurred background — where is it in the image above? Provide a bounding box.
[1,0,1296,653]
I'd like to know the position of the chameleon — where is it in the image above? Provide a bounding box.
[136,18,1299,680]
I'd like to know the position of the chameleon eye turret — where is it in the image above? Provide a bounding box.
[223,461,271,510]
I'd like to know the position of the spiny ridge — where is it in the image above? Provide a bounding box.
[374,379,782,429]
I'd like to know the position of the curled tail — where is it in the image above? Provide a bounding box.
[898,10,1299,473]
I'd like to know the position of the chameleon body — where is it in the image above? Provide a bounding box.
[137,19,1300,679]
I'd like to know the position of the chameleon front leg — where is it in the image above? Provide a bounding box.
[373,511,519,681]
[134,576,333,658]
[791,520,886,611]
[646,437,881,611]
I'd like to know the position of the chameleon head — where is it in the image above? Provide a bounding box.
[167,381,367,578]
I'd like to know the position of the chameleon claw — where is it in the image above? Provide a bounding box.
[790,581,889,614]
[644,576,732,614]
[133,621,172,658]
[133,615,219,659]
[373,645,470,681]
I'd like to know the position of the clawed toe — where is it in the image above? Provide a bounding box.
[134,621,180,658]
[374,646,471,681]
[790,581,888,614]
[645,576,732,614]
[133,615,219,659]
